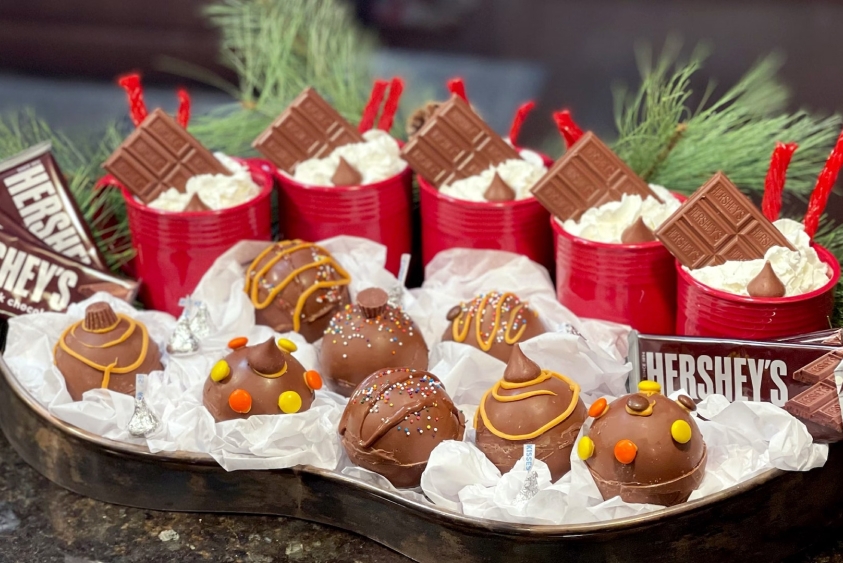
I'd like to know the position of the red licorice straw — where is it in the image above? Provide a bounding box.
[377,77,404,132]
[117,73,148,127]
[761,142,797,222]
[447,77,468,102]
[508,101,535,145]
[359,79,389,132]
[553,109,583,148]
[805,127,843,238]
[176,88,191,128]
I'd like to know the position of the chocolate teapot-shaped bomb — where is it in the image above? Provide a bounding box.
[202,336,323,422]
[577,381,707,507]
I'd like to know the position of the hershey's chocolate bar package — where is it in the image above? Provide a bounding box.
[0,142,108,270]
[629,331,843,443]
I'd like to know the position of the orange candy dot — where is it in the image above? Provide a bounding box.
[228,389,252,413]
[304,370,323,390]
[614,439,638,464]
[588,397,608,418]
[228,336,248,349]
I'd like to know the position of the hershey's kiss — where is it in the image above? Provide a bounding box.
[331,157,363,186]
[484,172,516,202]
[357,287,389,319]
[189,301,214,339]
[747,261,786,298]
[621,217,656,244]
[167,309,200,355]
[514,469,540,506]
[184,193,210,212]
[128,374,159,437]
[247,337,288,375]
[503,343,542,382]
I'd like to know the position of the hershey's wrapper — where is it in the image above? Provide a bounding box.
[777,328,843,347]
[167,306,199,355]
[514,444,539,506]
[188,300,214,340]
[629,331,843,443]
[128,373,159,437]
[0,142,108,270]
[388,253,412,308]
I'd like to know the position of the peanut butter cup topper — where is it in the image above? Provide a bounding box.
[577,381,707,506]
[441,291,545,363]
[475,344,587,481]
[244,240,351,343]
[202,336,322,422]
[339,368,465,488]
[54,302,164,401]
[321,287,428,397]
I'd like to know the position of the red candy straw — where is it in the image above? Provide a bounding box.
[553,109,584,148]
[176,88,191,128]
[117,73,148,127]
[377,77,405,132]
[359,79,389,132]
[447,78,468,102]
[508,101,536,146]
[805,127,843,238]
[761,142,798,222]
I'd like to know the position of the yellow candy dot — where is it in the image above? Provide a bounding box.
[577,436,595,460]
[278,391,302,414]
[638,380,662,394]
[277,338,298,353]
[210,360,231,382]
[671,419,692,444]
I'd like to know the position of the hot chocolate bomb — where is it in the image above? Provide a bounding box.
[321,287,429,396]
[54,302,163,401]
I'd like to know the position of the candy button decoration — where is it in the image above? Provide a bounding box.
[676,395,696,412]
[614,439,638,464]
[304,370,323,390]
[229,389,253,413]
[278,390,302,414]
[228,336,248,349]
[210,360,231,382]
[277,338,298,353]
[671,419,693,444]
[638,380,661,395]
[588,397,608,418]
[577,436,595,460]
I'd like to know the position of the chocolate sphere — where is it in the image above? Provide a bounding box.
[245,240,351,343]
[54,302,163,401]
[475,344,587,481]
[577,381,707,506]
[321,287,429,397]
[339,368,465,488]
[202,336,322,422]
[441,291,545,363]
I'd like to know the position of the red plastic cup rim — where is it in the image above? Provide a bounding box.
[275,165,412,193]
[418,174,544,210]
[676,244,841,305]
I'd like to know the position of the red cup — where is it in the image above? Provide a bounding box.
[274,167,413,275]
[675,245,840,339]
[121,158,274,315]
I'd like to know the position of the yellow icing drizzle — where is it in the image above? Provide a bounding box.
[451,292,528,351]
[252,362,288,379]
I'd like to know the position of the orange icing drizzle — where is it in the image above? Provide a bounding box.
[252,362,288,379]
[451,292,529,351]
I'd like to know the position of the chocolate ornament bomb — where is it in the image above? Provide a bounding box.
[442,291,545,363]
[54,302,163,401]
[203,336,323,422]
[245,240,351,343]
[475,344,587,481]
[322,287,429,396]
[577,381,707,506]
[339,368,465,488]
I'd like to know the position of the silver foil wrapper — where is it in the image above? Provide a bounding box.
[127,374,159,437]
[189,301,214,340]
[514,471,540,506]
[167,309,199,355]
[388,253,412,308]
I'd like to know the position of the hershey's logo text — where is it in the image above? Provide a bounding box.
[0,242,77,310]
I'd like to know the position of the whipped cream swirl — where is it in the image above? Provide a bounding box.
[438,149,547,202]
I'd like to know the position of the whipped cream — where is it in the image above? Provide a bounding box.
[559,184,681,243]
[147,153,260,212]
[292,129,407,186]
[687,219,831,297]
[438,149,547,202]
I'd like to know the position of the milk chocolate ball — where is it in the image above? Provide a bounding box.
[339,368,465,488]
[577,381,707,506]
[244,240,351,342]
[54,302,163,401]
[475,344,587,481]
[203,336,322,422]
[321,287,429,396]
[442,291,545,362]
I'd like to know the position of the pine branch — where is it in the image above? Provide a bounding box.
[810,216,843,327]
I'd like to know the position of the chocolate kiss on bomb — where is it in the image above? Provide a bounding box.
[474,344,587,481]
[202,336,321,422]
[54,302,163,401]
[331,157,363,186]
[339,367,465,488]
[484,172,516,202]
[184,193,210,212]
[621,216,656,244]
[577,381,707,506]
[321,287,429,397]
[747,261,786,298]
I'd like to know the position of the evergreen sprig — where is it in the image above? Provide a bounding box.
[812,216,843,327]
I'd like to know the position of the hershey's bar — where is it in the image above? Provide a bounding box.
[777,328,843,346]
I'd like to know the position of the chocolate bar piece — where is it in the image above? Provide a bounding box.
[530,132,659,222]
[253,87,364,174]
[793,349,843,384]
[103,109,230,204]
[400,95,519,188]
[655,172,794,269]
[785,375,842,433]
[0,143,108,270]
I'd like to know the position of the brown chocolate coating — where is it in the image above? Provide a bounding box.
[475,345,586,481]
[203,337,317,422]
[581,387,706,506]
[245,240,351,343]
[321,288,429,397]
[331,157,363,186]
[747,261,786,298]
[441,291,545,363]
[484,172,515,202]
[54,302,163,401]
[339,368,465,488]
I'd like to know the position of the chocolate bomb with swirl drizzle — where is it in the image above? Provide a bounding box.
[475,344,587,481]
[54,302,163,401]
[245,240,351,343]
[339,368,465,488]
[442,291,545,363]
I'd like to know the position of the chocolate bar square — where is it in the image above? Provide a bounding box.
[793,349,843,384]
